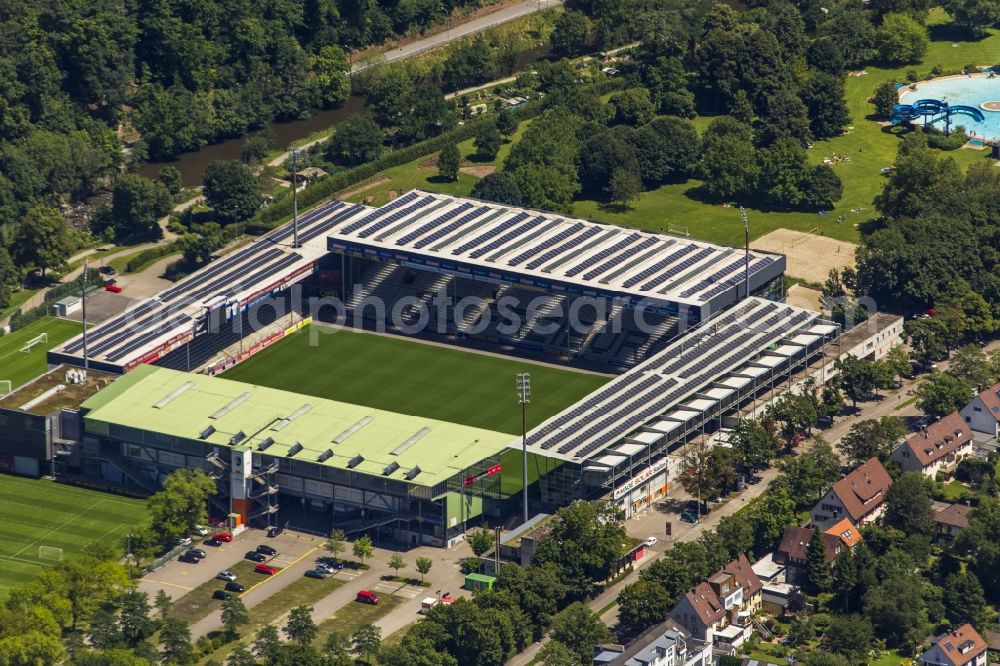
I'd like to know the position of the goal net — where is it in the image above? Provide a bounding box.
[38,545,64,562]
[20,333,48,353]
[668,223,690,237]
[0,380,10,396]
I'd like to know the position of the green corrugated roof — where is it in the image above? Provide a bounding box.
[81,365,517,487]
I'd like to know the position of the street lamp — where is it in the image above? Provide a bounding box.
[516,373,531,524]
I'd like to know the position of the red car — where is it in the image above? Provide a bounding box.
[211,533,232,543]
[105,284,122,293]
[356,590,379,605]
[208,516,225,527]
[255,563,278,575]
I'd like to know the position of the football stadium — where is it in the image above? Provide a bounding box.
[0,190,902,546]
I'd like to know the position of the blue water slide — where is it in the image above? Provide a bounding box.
[949,105,986,122]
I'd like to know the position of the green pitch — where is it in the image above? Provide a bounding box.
[222,327,610,434]
[0,476,146,593]
[0,317,84,390]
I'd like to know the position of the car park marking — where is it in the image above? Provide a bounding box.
[144,579,193,591]
[242,546,318,595]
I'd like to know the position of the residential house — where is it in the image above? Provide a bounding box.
[668,555,762,649]
[811,457,892,531]
[593,620,713,666]
[960,382,1000,438]
[891,412,974,478]
[933,503,973,543]
[919,624,988,666]
[775,519,862,585]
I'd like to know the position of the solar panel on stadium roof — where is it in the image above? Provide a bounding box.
[483,217,556,262]
[524,227,602,270]
[391,202,472,245]
[64,299,162,353]
[356,196,436,238]
[640,248,713,291]
[507,223,584,266]
[620,245,697,289]
[414,206,491,249]
[582,237,659,281]
[540,229,619,273]
[339,191,420,235]
[564,233,640,277]
[597,240,673,284]
[456,211,528,255]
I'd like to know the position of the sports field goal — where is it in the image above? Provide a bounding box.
[668,223,690,237]
[38,545,64,562]
[20,332,48,353]
[0,380,10,396]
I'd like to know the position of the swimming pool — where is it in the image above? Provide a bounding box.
[898,74,1000,140]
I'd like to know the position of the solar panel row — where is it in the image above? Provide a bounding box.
[339,191,420,235]
[453,211,526,255]
[565,233,641,277]
[697,257,775,302]
[413,206,492,249]
[356,196,436,238]
[641,248,714,292]
[524,227,602,270]
[619,245,698,289]
[582,237,660,281]
[507,223,585,266]
[392,202,473,246]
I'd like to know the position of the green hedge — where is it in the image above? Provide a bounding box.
[125,242,181,273]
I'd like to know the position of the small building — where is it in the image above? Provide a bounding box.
[750,552,785,585]
[919,624,988,666]
[891,412,973,478]
[53,295,82,317]
[961,382,1000,438]
[934,503,973,543]
[761,581,798,616]
[497,513,552,566]
[668,555,761,648]
[776,519,862,584]
[464,573,495,592]
[811,457,892,531]
[593,620,712,666]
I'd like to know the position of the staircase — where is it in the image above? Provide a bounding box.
[345,263,398,310]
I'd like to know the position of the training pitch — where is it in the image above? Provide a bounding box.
[221,326,610,434]
[0,317,84,391]
[0,476,146,592]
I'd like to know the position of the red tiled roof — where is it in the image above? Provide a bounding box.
[777,526,812,563]
[901,412,973,467]
[823,518,862,549]
[723,553,763,597]
[685,581,725,626]
[831,457,892,522]
[929,624,987,666]
[974,381,1000,423]
[934,503,973,529]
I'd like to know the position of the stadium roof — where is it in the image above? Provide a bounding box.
[328,190,785,315]
[524,298,826,462]
[80,364,516,487]
[50,200,371,372]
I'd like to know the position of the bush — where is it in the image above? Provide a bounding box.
[125,243,181,273]
[906,70,919,82]
[926,127,968,151]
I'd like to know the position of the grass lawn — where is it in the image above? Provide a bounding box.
[339,15,1000,247]
[201,575,347,664]
[938,479,968,500]
[0,476,146,593]
[0,287,42,322]
[314,593,405,647]
[0,317,86,390]
[169,561,260,626]
[221,326,608,434]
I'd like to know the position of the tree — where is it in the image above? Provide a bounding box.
[415,556,432,582]
[227,644,258,666]
[504,108,580,212]
[467,530,494,558]
[538,641,578,666]
[579,132,639,196]
[877,13,928,64]
[159,166,183,196]
[755,138,808,207]
[110,174,171,238]
[326,116,383,166]
[768,392,818,451]
[679,440,723,505]
[146,469,217,546]
[872,81,900,119]
[774,438,842,509]
[731,418,777,473]
[609,89,655,127]
[806,527,832,594]
[628,117,699,186]
[942,572,989,630]
[549,602,611,665]
[551,10,592,57]
[324,632,353,666]
[241,133,271,164]
[474,122,502,162]
[948,345,998,390]
[352,623,382,664]
[755,88,811,148]
[825,615,874,662]
[802,165,844,210]
[221,596,249,638]
[254,625,281,665]
[202,160,262,224]
[864,577,927,648]
[388,553,407,577]
[531,501,626,598]
[160,617,193,665]
[311,45,351,108]
[15,205,71,275]
[944,0,1000,34]
[917,373,973,418]
[155,589,173,619]
[608,167,641,209]
[616,580,672,639]
[438,143,461,182]
[800,73,850,141]
[884,472,933,538]
[838,417,906,465]
[285,605,317,645]
[325,529,346,560]
[118,589,154,645]
[353,535,374,565]
[698,117,757,200]
[835,355,878,409]
[496,110,518,137]
[470,172,523,206]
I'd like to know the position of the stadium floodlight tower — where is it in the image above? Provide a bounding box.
[740,206,750,301]
[291,147,300,248]
[516,372,531,524]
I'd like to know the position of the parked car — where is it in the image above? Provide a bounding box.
[255,563,278,575]
[643,536,658,547]
[356,590,379,605]
[245,551,267,562]
[178,554,201,564]
[305,568,329,579]
[217,571,237,582]
[185,548,206,560]
[680,511,700,524]
[194,525,210,536]
[316,560,344,574]
[685,500,710,516]
[225,582,245,593]
[267,526,283,538]
[211,533,232,543]
[212,590,232,600]
[208,516,225,527]
[204,538,222,547]
[255,544,277,556]
[98,265,116,276]
[105,283,122,293]
[175,537,192,547]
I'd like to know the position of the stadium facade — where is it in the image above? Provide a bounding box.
[8,190,901,542]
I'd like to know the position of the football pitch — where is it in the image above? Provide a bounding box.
[222,326,610,434]
[0,317,83,391]
[0,476,146,592]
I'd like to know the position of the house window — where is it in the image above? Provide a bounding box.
[973,407,982,412]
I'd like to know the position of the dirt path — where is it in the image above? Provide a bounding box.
[337,177,392,200]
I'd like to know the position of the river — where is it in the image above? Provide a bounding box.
[138,43,552,187]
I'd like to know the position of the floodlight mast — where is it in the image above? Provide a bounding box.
[291,147,300,249]
[740,206,750,301]
[81,260,89,370]
[516,373,531,524]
